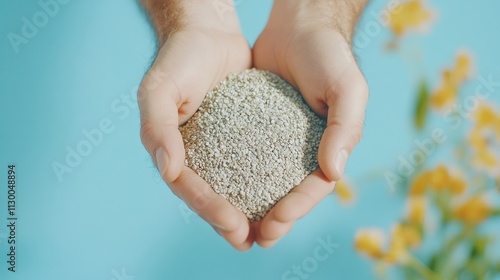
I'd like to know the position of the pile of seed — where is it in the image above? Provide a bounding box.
[180,69,326,221]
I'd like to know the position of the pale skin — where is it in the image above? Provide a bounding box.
[138,0,369,251]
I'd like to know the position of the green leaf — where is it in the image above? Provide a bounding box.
[414,80,430,131]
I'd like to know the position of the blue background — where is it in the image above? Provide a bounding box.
[1,0,500,279]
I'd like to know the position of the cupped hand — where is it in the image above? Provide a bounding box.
[138,27,253,251]
[252,0,369,247]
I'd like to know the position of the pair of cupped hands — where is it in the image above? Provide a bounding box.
[138,0,369,251]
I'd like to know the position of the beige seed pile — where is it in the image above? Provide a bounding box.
[180,69,326,221]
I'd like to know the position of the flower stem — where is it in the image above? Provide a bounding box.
[407,255,441,280]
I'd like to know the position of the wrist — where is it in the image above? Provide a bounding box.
[184,1,242,32]
[268,0,368,42]
[142,0,242,45]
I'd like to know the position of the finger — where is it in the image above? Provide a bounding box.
[138,68,185,183]
[254,220,293,248]
[138,32,232,183]
[214,223,254,251]
[318,63,369,181]
[256,170,336,245]
[171,166,252,250]
[284,30,369,182]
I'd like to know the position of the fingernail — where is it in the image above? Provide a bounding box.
[335,149,349,178]
[155,147,169,176]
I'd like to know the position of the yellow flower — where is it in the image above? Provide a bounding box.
[430,165,467,194]
[409,171,432,196]
[355,225,421,264]
[387,0,433,37]
[496,118,500,141]
[469,127,488,150]
[407,197,426,225]
[384,235,407,264]
[355,229,385,259]
[384,224,420,264]
[472,148,498,169]
[430,165,450,191]
[430,71,459,109]
[454,53,472,83]
[431,53,473,109]
[470,103,500,147]
[469,103,500,171]
[448,176,467,195]
[454,196,492,225]
[410,166,466,196]
[335,180,354,204]
[473,103,499,129]
[395,223,421,248]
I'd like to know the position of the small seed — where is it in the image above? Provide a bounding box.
[179,69,326,221]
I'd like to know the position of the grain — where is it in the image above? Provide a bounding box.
[180,69,326,221]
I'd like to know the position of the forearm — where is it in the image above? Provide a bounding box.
[269,0,369,42]
[141,0,242,45]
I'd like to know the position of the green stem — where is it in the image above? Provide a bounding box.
[491,208,500,216]
[407,255,441,280]
[434,226,473,276]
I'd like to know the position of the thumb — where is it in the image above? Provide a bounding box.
[318,62,369,182]
[138,67,185,183]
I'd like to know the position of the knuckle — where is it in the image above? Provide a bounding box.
[137,68,182,106]
[357,78,370,99]
[136,84,148,105]
[324,71,370,102]
[351,132,363,145]
[139,121,156,147]
[328,120,364,145]
[348,122,364,144]
[142,68,168,92]
[192,192,210,212]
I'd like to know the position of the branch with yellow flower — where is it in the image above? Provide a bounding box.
[354,1,500,278]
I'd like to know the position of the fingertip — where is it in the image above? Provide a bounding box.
[235,241,253,252]
[271,199,301,223]
[256,238,279,248]
[223,211,247,233]
[155,146,169,179]
[318,158,340,182]
[258,218,294,241]
[318,127,348,182]
[318,155,344,182]
[215,220,254,251]
[237,223,255,251]
[154,128,185,184]
[155,146,184,183]
[256,212,294,248]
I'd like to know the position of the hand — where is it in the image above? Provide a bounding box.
[252,0,369,247]
[138,0,253,251]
